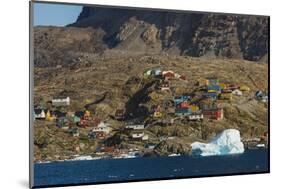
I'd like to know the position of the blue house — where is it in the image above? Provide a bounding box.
[207,77,219,85]
[207,85,221,92]
[204,92,218,99]
[174,95,192,105]
[144,68,162,77]
[153,68,162,76]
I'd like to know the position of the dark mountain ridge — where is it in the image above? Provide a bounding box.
[34,6,269,67]
[71,7,268,61]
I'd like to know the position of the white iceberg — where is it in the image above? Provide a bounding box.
[191,129,244,156]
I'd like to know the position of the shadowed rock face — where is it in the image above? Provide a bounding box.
[34,6,269,68]
[70,6,268,62]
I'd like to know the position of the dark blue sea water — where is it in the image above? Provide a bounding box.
[34,149,269,188]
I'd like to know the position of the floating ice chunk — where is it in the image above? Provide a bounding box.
[191,129,244,156]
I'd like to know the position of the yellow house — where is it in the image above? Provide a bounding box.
[84,110,91,117]
[197,78,209,86]
[219,83,227,90]
[45,110,55,121]
[239,85,250,91]
[219,92,233,100]
[153,111,162,118]
[190,105,199,112]
[207,90,219,93]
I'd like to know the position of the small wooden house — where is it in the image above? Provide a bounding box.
[70,115,81,124]
[203,108,223,120]
[96,131,106,140]
[125,124,145,130]
[115,109,126,120]
[131,132,149,141]
[227,84,239,91]
[52,96,70,106]
[160,81,170,91]
[179,75,187,81]
[45,110,56,121]
[84,110,91,117]
[232,89,243,96]
[188,113,204,121]
[70,127,79,137]
[197,78,208,86]
[143,69,152,77]
[174,95,191,105]
[153,111,162,118]
[56,117,70,129]
[132,132,144,139]
[206,77,219,85]
[219,83,227,90]
[219,92,233,100]
[153,68,162,76]
[92,122,111,134]
[79,118,90,127]
[207,85,221,93]
[190,105,199,113]
[34,109,46,119]
[255,91,268,102]
[239,85,250,92]
[204,92,218,99]
[144,68,162,77]
[162,71,175,80]
[176,101,189,109]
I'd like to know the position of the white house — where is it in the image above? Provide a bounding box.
[52,96,70,106]
[34,109,46,119]
[188,113,204,121]
[132,132,148,140]
[132,132,144,139]
[125,124,145,130]
[92,122,111,134]
[232,89,243,96]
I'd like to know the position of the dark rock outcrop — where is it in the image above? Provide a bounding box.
[34,6,269,68]
[71,7,268,62]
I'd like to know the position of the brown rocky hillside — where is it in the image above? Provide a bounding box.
[34,7,269,68]
[70,6,269,61]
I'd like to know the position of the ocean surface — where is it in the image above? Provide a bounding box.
[34,149,269,187]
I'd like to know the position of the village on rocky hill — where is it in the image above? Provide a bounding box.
[33,55,268,162]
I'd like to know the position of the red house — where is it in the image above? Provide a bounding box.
[203,108,223,120]
[176,101,189,109]
[162,71,175,80]
[179,75,187,81]
[115,109,126,120]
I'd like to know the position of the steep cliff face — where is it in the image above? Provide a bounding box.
[71,7,268,62]
[34,6,268,68]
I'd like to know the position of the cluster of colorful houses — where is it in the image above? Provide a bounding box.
[142,68,267,122]
[34,67,268,156]
[34,97,149,142]
[34,96,113,140]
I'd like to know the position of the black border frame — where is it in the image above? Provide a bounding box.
[29,0,270,188]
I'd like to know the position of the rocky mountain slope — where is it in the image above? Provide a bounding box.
[71,6,269,61]
[34,7,269,67]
